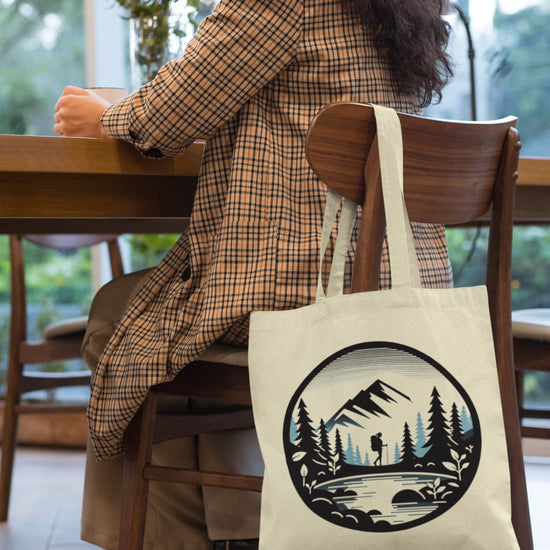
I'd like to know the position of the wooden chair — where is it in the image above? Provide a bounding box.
[0,234,124,521]
[118,103,532,550]
[511,309,550,439]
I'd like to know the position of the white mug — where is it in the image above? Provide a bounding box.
[86,87,128,103]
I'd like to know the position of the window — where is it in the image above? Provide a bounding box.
[0,0,85,135]
[431,0,550,412]
[427,0,550,153]
[0,1,128,400]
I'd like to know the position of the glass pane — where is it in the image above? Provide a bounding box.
[0,240,93,403]
[436,1,550,415]
[0,1,86,400]
[427,0,550,156]
[523,369,550,436]
[437,1,550,306]
[0,0,85,136]
[16,242,94,404]
[524,370,550,412]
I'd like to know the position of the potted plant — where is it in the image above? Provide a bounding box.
[115,0,200,89]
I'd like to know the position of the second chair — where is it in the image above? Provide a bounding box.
[0,233,123,521]
[512,308,550,439]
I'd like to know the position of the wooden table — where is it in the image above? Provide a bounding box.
[0,135,204,234]
[513,157,550,224]
[0,134,548,233]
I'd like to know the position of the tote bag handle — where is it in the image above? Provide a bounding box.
[316,104,421,301]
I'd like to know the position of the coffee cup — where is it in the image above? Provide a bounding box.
[86,87,128,103]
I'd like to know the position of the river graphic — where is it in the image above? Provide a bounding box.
[317,472,456,525]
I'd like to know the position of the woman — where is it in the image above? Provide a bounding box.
[54,0,453,548]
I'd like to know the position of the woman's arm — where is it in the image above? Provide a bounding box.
[99,0,302,157]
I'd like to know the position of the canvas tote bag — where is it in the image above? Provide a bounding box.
[248,105,520,549]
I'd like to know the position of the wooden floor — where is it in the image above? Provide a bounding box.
[0,442,549,550]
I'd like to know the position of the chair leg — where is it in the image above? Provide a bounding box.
[118,394,157,550]
[0,355,24,522]
[504,370,534,550]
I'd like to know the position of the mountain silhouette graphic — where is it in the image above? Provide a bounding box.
[325,379,411,433]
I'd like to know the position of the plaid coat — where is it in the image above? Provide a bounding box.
[90,0,452,460]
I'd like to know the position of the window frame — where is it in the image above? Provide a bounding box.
[84,0,127,89]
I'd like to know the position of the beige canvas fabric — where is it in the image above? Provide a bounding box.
[248,106,519,549]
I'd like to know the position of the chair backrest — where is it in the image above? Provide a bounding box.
[306,102,531,549]
[23,234,119,250]
[9,234,124,340]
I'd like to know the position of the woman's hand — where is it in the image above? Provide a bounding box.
[53,86,110,137]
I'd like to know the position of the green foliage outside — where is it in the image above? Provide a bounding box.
[0,237,93,306]
[488,1,550,156]
[0,314,8,377]
[0,234,178,392]
[441,0,550,407]
[447,226,550,309]
[0,0,85,136]
[0,236,93,394]
[447,226,550,406]
[125,233,179,271]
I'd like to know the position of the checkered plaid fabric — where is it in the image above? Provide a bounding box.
[90,0,452,460]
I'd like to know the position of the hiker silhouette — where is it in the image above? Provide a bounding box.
[371,432,387,466]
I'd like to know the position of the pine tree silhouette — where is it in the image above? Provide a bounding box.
[364,452,370,466]
[289,417,299,444]
[355,445,362,465]
[318,418,332,465]
[415,411,427,457]
[423,386,451,464]
[295,399,321,470]
[345,433,355,464]
[394,442,400,464]
[461,405,473,433]
[333,428,345,473]
[400,421,416,467]
[449,402,464,449]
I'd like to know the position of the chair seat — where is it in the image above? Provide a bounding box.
[42,316,88,339]
[196,343,248,367]
[512,308,550,342]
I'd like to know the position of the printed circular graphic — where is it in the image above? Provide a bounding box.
[283,342,481,532]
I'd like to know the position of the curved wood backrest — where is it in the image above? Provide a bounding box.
[306,102,518,225]
[23,234,120,250]
[305,102,530,549]
[306,102,520,294]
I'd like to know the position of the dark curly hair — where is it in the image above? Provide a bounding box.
[344,0,454,107]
